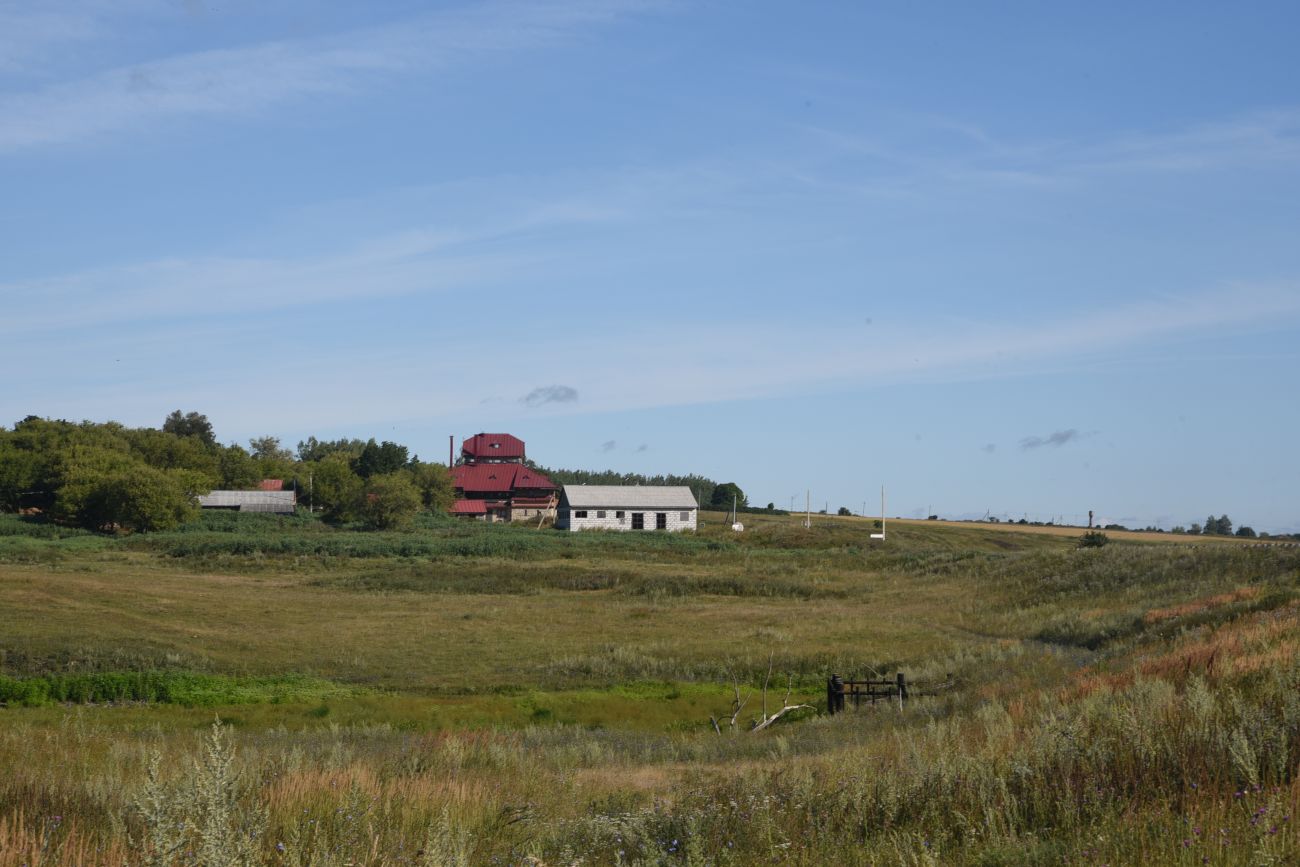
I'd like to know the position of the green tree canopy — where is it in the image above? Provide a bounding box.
[307,456,363,521]
[248,436,293,462]
[0,440,39,512]
[356,472,421,530]
[710,482,747,509]
[161,410,216,447]
[1203,514,1233,536]
[217,445,261,489]
[297,436,368,463]
[532,464,720,500]
[405,461,456,512]
[53,457,201,533]
[354,439,410,479]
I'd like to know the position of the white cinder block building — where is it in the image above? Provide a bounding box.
[556,485,698,532]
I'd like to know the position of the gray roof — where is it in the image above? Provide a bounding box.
[561,485,698,510]
[197,490,297,512]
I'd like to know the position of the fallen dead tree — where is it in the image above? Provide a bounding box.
[710,653,815,735]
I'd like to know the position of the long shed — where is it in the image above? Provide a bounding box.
[556,485,698,532]
[197,490,297,514]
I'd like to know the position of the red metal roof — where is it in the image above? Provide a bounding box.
[451,463,556,494]
[510,496,556,507]
[461,433,526,461]
[451,499,488,514]
[513,467,555,490]
[257,479,285,491]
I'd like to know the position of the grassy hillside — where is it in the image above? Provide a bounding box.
[0,510,1296,864]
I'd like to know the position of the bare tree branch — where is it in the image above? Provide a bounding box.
[751,704,814,733]
[761,651,774,724]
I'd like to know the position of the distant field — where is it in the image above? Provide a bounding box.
[2,509,1298,865]
[849,513,1265,544]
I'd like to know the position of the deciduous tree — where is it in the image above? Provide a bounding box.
[309,456,362,521]
[710,482,747,509]
[162,410,216,447]
[357,472,421,530]
[405,461,456,512]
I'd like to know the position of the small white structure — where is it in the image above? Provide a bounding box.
[556,485,698,532]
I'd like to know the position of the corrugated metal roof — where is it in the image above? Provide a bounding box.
[560,485,698,510]
[451,499,488,514]
[461,433,525,460]
[511,495,556,504]
[240,502,295,513]
[197,490,297,512]
[257,479,285,491]
[451,464,556,493]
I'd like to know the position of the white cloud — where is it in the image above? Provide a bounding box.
[797,108,1300,193]
[0,0,656,152]
[6,281,1297,448]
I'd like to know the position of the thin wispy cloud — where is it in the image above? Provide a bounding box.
[520,385,579,408]
[601,440,617,452]
[799,108,1300,193]
[0,199,623,337]
[0,0,656,152]
[0,5,103,75]
[1020,429,1084,451]
[980,443,997,454]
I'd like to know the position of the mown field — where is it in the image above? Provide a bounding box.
[0,510,1297,865]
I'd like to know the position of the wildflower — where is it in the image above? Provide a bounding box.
[276,843,285,853]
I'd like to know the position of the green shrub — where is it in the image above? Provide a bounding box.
[1077,530,1110,548]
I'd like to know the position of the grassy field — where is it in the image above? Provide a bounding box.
[1,509,1297,865]
[881,515,1268,545]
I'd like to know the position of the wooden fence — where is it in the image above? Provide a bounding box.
[826,672,955,714]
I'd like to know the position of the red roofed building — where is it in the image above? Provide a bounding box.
[450,433,557,522]
[461,433,526,463]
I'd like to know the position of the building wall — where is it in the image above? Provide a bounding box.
[557,507,697,532]
[509,506,556,522]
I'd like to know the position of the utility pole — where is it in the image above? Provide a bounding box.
[870,485,886,540]
[805,490,811,529]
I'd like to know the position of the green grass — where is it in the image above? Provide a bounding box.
[0,671,355,708]
[2,508,1298,865]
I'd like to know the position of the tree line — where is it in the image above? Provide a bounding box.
[0,413,453,533]
[1171,514,1260,538]
[529,463,749,511]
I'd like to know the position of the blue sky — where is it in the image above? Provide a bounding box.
[3,1,1298,531]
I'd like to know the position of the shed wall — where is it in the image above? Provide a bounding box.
[557,507,697,533]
